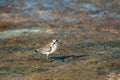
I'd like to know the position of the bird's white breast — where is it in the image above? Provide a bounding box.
[50,43,58,53]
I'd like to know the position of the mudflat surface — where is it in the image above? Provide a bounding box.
[0,0,120,80]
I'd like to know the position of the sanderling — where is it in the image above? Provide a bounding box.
[34,39,58,60]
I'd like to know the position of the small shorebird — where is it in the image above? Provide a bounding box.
[34,39,58,60]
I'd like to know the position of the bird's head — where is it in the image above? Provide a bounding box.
[52,39,58,45]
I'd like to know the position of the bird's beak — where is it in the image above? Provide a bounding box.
[56,40,58,42]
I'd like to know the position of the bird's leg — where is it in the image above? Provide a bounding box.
[47,54,49,61]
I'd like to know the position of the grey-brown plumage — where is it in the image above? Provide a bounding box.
[34,39,58,60]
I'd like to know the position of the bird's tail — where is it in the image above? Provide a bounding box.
[34,49,38,53]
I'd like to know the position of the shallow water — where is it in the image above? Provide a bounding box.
[0,27,54,39]
[0,0,120,22]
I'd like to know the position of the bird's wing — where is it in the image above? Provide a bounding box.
[40,43,52,52]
